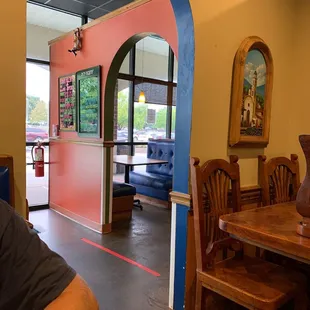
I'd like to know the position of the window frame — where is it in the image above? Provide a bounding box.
[114,38,177,156]
[25,2,97,209]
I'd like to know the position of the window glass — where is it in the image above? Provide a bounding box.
[171,106,176,139]
[173,56,178,83]
[134,81,167,105]
[135,36,169,81]
[26,61,50,207]
[26,162,49,206]
[26,62,49,142]
[113,145,131,182]
[172,86,177,106]
[119,52,130,74]
[134,103,167,142]
[114,79,131,142]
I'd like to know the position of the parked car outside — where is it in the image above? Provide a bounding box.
[26,127,49,142]
[116,130,139,142]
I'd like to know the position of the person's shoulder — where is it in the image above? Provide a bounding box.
[0,199,14,222]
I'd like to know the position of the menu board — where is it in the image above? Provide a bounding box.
[59,74,76,131]
[77,66,101,137]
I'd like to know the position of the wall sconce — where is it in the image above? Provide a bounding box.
[68,28,82,57]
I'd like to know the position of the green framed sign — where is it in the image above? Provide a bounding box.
[77,66,101,137]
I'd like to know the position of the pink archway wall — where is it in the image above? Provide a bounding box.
[49,0,178,229]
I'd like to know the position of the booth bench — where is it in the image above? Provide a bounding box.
[129,139,174,205]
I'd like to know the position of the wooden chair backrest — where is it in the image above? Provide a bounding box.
[190,155,241,271]
[0,155,15,208]
[258,154,300,206]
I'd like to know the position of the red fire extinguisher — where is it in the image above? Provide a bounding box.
[31,141,44,177]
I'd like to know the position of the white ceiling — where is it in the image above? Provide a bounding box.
[27,3,81,33]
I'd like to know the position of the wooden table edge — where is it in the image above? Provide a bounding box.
[219,217,310,264]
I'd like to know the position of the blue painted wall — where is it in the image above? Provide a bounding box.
[169,0,195,309]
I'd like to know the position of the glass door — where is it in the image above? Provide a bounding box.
[26,60,50,208]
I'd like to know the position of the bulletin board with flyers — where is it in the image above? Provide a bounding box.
[59,74,76,131]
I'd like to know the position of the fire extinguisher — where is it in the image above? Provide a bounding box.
[31,141,44,177]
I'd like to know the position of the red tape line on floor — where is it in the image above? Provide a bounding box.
[81,238,160,277]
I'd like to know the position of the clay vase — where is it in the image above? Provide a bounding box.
[296,135,310,237]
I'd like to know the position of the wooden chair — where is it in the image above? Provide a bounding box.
[190,155,307,310]
[258,154,300,206]
[258,155,305,266]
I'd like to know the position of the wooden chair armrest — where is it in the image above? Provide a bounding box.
[206,237,243,268]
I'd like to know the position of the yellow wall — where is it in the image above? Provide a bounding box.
[289,0,310,178]
[0,2,26,215]
[189,0,310,186]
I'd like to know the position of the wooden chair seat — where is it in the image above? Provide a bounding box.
[198,255,305,310]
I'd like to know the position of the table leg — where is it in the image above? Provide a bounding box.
[124,166,130,184]
[124,165,143,210]
[134,199,143,210]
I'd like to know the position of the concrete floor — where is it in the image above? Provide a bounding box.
[30,204,171,310]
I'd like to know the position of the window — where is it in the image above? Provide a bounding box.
[135,37,169,81]
[134,103,167,141]
[171,106,176,139]
[26,62,50,142]
[115,79,131,142]
[26,2,96,208]
[173,55,178,83]
[119,53,130,75]
[26,61,50,207]
[113,36,178,180]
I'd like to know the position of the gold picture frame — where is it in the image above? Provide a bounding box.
[229,36,273,147]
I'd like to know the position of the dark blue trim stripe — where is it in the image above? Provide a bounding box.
[169,0,195,309]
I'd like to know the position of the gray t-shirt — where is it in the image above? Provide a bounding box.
[0,199,76,310]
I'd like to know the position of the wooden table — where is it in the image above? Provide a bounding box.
[219,202,310,264]
[113,155,168,184]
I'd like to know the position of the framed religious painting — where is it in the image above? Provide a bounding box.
[59,74,76,131]
[77,66,101,137]
[229,36,273,147]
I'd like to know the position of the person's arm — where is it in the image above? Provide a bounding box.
[0,199,98,309]
[45,275,99,310]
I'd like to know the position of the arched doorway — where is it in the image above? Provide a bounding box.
[113,35,177,178]
[102,2,194,309]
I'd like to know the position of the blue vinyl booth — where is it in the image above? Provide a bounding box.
[129,139,174,203]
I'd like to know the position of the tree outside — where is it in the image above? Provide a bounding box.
[172,106,176,131]
[134,104,148,130]
[116,89,176,134]
[154,108,167,130]
[117,91,129,130]
[29,100,48,123]
[27,95,40,115]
